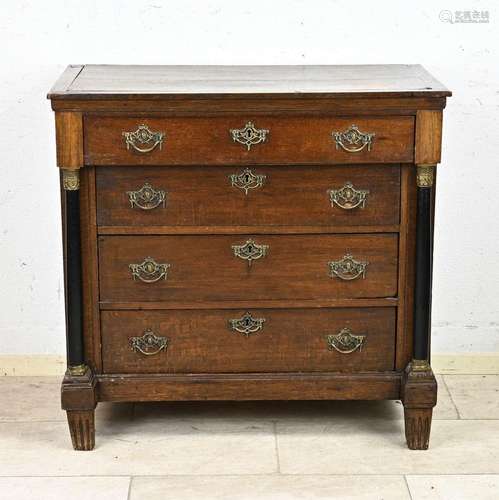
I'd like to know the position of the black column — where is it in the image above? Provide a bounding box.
[63,173,84,369]
[413,166,434,361]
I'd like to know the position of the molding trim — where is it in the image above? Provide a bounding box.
[1,354,499,376]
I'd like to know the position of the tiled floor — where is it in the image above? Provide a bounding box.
[0,375,498,499]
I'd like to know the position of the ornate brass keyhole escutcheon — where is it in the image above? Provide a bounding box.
[228,312,265,337]
[232,239,269,267]
[229,168,266,195]
[230,121,269,151]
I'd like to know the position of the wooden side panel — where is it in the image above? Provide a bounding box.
[101,308,396,374]
[415,110,443,165]
[55,112,84,168]
[79,168,102,372]
[79,168,94,369]
[395,165,417,369]
[98,234,399,302]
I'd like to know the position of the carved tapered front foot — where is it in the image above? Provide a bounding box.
[61,366,97,451]
[67,409,95,451]
[404,407,433,450]
[402,360,437,450]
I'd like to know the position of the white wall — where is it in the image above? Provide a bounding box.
[0,0,498,356]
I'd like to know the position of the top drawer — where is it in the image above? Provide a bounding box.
[84,116,414,166]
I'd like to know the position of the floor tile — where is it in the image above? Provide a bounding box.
[433,375,459,419]
[406,474,499,500]
[0,376,133,422]
[443,375,499,419]
[276,419,499,475]
[0,377,62,422]
[130,475,410,500]
[0,418,276,476]
[0,476,130,500]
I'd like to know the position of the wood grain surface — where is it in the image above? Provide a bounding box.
[84,116,414,165]
[49,64,451,99]
[98,234,399,302]
[101,307,396,374]
[96,165,401,227]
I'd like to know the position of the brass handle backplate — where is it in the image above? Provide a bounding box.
[129,257,170,283]
[329,254,368,281]
[326,327,365,354]
[329,182,369,210]
[333,125,375,153]
[228,312,265,337]
[123,124,164,153]
[230,168,266,195]
[129,329,169,356]
[127,183,167,210]
[232,239,269,267]
[230,121,269,151]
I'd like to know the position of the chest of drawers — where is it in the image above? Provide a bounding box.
[48,65,451,451]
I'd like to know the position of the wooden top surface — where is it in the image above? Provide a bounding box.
[48,64,451,99]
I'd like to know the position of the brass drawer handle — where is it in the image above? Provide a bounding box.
[329,182,369,210]
[127,183,167,210]
[230,168,266,195]
[228,312,265,337]
[230,121,269,151]
[130,329,169,356]
[326,327,365,354]
[232,239,269,267]
[333,124,375,153]
[329,254,368,281]
[129,257,171,283]
[123,124,164,153]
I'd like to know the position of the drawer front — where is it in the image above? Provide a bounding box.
[96,165,400,227]
[99,234,398,302]
[85,116,414,165]
[101,308,396,373]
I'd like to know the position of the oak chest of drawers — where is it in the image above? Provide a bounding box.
[48,65,451,450]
